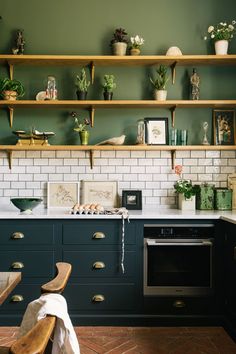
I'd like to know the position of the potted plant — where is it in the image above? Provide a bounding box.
[204,20,236,55]
[0,78,25,100]
[110,28,128,56]
[129,35,144,55]
[71,111,90,145]
[174,165,197,210]
[149,65,169,101]
[75,68,90,100]
[102,74,117,100]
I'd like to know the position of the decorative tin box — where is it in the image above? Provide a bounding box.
[214,188,232,210]
[195,184,215,210]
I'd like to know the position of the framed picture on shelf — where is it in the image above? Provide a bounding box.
[144,117,169,145]
[81,180,118,207]
[122,190,142,210]
[47,182,79,208]
[213,109,235,145]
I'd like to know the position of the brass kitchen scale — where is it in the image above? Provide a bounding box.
[13,129,55,146]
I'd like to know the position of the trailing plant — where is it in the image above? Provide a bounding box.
[149,65,169,90]
[75,68,90,92]
[110,28,128,45]
[0,78,25,98]
[102,74,117,92]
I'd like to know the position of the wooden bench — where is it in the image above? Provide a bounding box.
[0,262,72,354]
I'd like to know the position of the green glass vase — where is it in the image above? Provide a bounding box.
[79,131,89,145]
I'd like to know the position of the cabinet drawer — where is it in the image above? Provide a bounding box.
[63,250,135,277]
[0,251,55,277]
[0,284,41,311]
[65,283,136,311]
[63,221,135,245]
[0,223,55,245]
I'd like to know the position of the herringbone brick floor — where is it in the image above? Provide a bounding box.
[0,326,236,353]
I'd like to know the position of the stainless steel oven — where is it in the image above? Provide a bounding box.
[144,224,215,296]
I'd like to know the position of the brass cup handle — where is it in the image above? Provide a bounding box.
[11,262,24,269]
[173,300,186,308]
[11,294,24,302]
[92,294,105,302]
[93,261,105,269]
[11,232,24,239]
[92,232,105,239]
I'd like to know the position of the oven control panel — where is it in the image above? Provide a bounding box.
[144,224,215,239]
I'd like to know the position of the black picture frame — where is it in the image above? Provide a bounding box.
[213,109,235,145]
[144,117,169,145]
[122,190,142,210]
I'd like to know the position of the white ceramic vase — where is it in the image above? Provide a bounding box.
[112,42,127,56]
[214,40,229,55]
[178,194,196,211]
[154,89,167,101]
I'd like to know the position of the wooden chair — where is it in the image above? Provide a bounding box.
[0,262,72,354]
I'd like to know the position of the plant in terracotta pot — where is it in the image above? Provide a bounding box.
[71,111,90,145]
[149,65,169,100]
[204,20,236,55]
[102,74,117,100]
[0,78,25,100]
[75,68,90,100]
[129,35,144,55]
[173,165,197,210]
[110,28,128,56]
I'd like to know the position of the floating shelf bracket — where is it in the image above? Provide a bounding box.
[89,106,95,127]
[8,62,14,80]
[8,106,14,128]
[170,105,176,127]
[171,61,177,84]
[171,150,176,170]
[7,150,13,169]
[89,61,95,84]
[89,150,94,169]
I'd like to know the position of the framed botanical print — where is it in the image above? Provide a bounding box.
[144,117,169,145]
[81,180,118,207]
[47,182,79,208]
[213,109,235,145]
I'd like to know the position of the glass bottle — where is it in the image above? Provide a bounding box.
[136,120,145,144]
[45,75,57,100]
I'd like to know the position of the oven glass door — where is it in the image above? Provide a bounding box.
[144,238,213,296]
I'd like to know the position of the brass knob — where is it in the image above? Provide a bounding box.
[11,294,24,302]
[11,232,24,239]
[92,232,105,239]
[11,262,24,269]
[173,300,186,308]
[92,294,105,302]
[93,261,105,269]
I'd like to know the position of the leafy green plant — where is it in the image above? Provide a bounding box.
[149,65,169,90]
[174,179,197,199]
[0,78,25,98]
[204,20,236,41]
[75,68,90,92]
[102,74,117,92]
[110,28,128,45]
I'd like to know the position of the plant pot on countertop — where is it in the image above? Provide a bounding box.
[178,194,196,211]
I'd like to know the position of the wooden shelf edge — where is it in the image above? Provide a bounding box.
[1,145,236,151]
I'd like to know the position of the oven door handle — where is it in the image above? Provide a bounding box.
[146,240,213,246]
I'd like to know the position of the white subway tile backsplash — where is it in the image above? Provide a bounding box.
[228,159,236,166]
[198,158,213,166]
[130,181,146,189]
[4,174,18,181]
[93,174,108,180]
[131,151,145,158]
[206,166,220,174]
[206,151,221,158]
[116,151,131,158]
[221,151,235,158]
[146,151,161,158]
[101,151,116,158]
[183,159,198,166]
[56,151,71,158]
[41,166,56,174]
[26,151,41,158]
[191,151,206,158]
[11,182,26,189]
[41,151,56,158]
[26,181,41,189]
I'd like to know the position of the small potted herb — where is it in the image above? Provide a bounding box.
[149,65,169,101]
[173,165,197,210]
[110,28,128,56]
[102,74,117,100]
[71,111,90,145]
[75,68,90,100]
[0,78,25,100]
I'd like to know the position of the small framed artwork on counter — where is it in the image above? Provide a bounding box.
[47,182,79,208]
[122,190,142,210]
[144,117,169,145]
[213,109,235,145]
[81,180,118,207]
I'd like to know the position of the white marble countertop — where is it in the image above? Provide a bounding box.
[0,206,236,224]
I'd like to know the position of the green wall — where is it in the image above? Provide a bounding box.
[0,0,236,145]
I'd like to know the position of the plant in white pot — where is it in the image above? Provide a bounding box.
[110,28,128,56]
[149,65,169,100]
[102,74,116,100]
[204,20,236,55]
[174,165,197,210]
